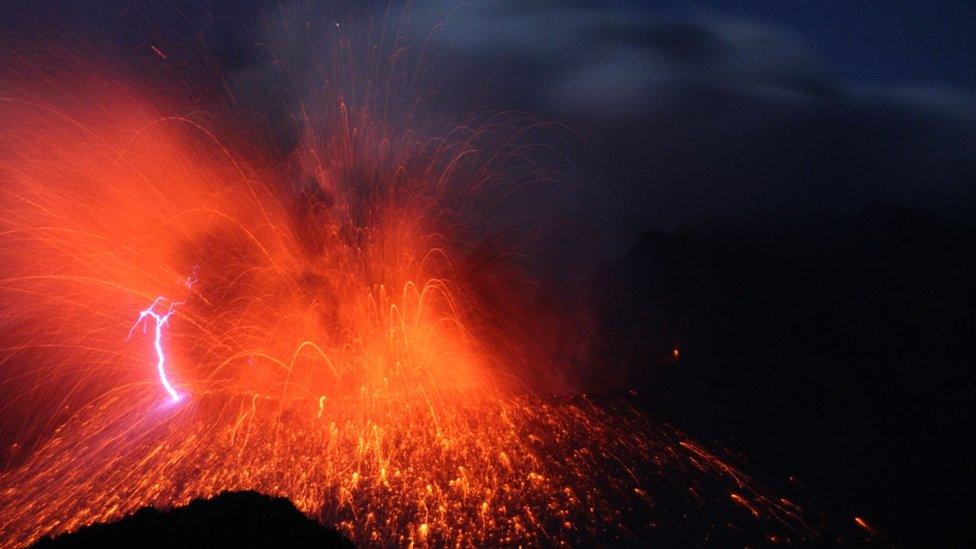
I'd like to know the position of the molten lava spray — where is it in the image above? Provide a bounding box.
[0,3,863,547]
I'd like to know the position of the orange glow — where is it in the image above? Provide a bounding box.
[0,15,858,547]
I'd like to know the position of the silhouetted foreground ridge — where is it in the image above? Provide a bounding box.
[31,491,353,548]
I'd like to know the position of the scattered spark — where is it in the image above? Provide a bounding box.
[855,516,879,537]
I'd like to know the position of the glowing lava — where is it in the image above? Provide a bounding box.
[0,5,872,547]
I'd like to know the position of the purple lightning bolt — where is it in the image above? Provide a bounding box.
[130,270,196,401]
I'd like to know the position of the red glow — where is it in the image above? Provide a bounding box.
[0,11,858,546]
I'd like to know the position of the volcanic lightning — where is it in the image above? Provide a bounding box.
[129,296,184,402]
[128,270,196,402]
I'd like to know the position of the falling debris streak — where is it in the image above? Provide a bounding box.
[0,5,873,548]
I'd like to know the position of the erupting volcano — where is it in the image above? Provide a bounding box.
[0,3,874,547]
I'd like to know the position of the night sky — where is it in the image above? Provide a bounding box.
[410,0,975,251]
[661,1,975,87]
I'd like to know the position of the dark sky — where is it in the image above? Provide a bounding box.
[396,1,975,249]
[658,1,975,88]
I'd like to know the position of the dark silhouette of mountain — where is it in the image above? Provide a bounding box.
[582,202,976,547]
[31,491,353,549]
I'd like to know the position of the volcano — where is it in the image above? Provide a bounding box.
[3,1,958,547]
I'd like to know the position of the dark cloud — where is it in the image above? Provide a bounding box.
[417,3,976,247]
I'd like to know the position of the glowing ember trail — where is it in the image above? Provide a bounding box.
[0,4,874,547]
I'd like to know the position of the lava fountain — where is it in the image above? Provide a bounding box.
[0,3,864,547]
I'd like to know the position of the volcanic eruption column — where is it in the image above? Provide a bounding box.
[0,5,863,547]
